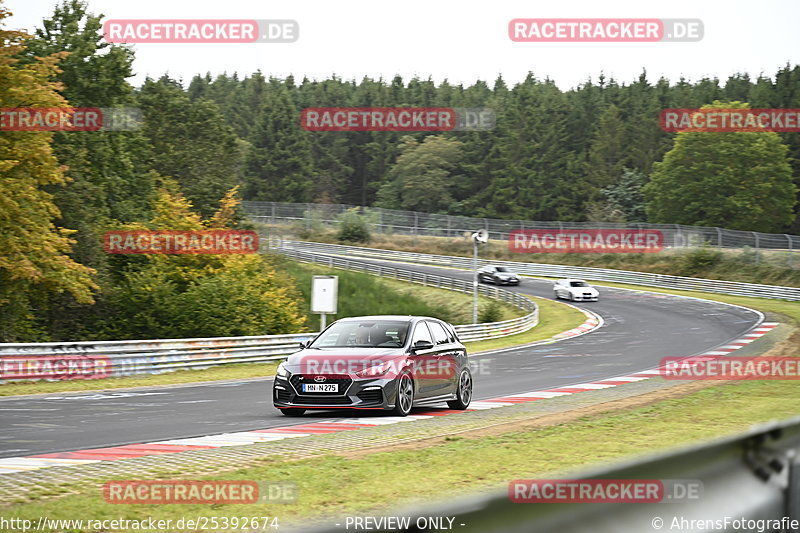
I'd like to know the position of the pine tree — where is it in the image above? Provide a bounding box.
[138,76,244,217]
[243,85,314,201]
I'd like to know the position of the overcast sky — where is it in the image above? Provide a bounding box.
[6,0,800,90]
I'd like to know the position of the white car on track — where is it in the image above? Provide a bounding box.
[553,279,599,302]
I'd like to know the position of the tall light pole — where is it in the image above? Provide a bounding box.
[471,229,488,323]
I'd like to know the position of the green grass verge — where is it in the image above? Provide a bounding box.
[463,296,586,353]
[5,378,800,525]
[277,257,523,329]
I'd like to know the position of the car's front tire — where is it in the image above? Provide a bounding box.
[391,372,414,416]
[447,369,473,410]
[279,408,306,416]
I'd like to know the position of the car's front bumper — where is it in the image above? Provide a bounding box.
[273,373,398,411]
[570,294,598,301]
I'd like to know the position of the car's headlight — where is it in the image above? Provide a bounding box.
[356,362,393,378]
[276,362,290,378]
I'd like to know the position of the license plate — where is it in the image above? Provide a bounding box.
[302,383,338,393]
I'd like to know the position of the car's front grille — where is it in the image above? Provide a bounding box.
[356,389,383,404]
[289,374,352,394]
[292,395,353,405]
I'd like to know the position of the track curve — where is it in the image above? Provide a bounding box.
[0,257,762,458]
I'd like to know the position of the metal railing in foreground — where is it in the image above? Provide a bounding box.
[0,251,537,382]
[281,240,800,301]
[306,415,800,532]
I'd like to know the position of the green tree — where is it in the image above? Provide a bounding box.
[243,84,314,201]
[644,102,797,232]
[475,74,590,220]
[99,183,306,338]
[138,76,244,218]
[592,168,648,222]
[587,104,626,189]
[376,135,464,212]
[22,0,154,251]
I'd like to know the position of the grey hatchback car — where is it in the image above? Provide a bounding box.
[272,316,473,417]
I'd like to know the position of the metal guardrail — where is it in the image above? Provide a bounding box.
[279,247,539,343]
[243,200,800,255]
[306,415,800,532]
[281,240,800,301]
[0,251,538,383]
[0,333,315,382]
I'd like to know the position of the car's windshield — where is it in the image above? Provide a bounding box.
[310,320,409,348]
[496,267,508,272]
[570,281,589,287]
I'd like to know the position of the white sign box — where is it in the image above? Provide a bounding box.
[311,275,338,314]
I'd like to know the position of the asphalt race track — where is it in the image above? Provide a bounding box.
[0,258,761,458]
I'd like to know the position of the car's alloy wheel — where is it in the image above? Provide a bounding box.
[447,369,473,410]
[279,408,306,416]
[392,373,414,416]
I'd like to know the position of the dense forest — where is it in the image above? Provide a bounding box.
[1,0,799,341]
[186,63,800,232]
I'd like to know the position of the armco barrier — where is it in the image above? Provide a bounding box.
[279,247,538,343]
[0,253,538,383]
[306,415,800,532]
[0,333,314,382]
[280,240,800,301]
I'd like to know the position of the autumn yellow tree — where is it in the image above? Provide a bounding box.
[100,182,307,339]
[0,4,96,340]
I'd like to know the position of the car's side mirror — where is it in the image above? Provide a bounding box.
[298,340,309,349]
[411,340,434,353]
